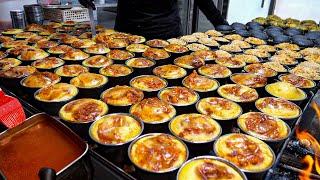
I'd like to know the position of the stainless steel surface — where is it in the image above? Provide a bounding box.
[10,10,27,29]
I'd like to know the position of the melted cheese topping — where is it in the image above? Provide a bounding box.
[233,54,259,64]
[102,85,144,106]
[164,44,189,53]
[198,37,220,47]
[32,57,64,69]
[130,97,176,124]
[99,64,132,77]
[198,64,231,79]
[15,32,37,39]
[174,55,205,69]
[218,84,259,103]
[224,34,243,41]
[21,72,60,88]
[71,39,96,49]
[277,49,302,59]
[90,114,142,145]
[244,37,266,45]
[219,44,242,53]
[146,39,169,48]
[84,44,110,54]
[170,113,221,143]
[212,37,230,43]
[0,58,21,70]
[215,50,232,59]
[180,35,198,43]
[186,43,210,51]
[205,29,223,37]
[35,83,78,102]
[279,74,315,89]
[2,40,28,48]
[256,45,276,52]
[70,73,107,88]
[216,57,246,68]
[128,35,146,44]
[262,62,287,73]
[304,54,320,64]
[126,44,150,53]
[108,49,134,60]
[35,40,59,49]
[167,38,187,46]
[48,45,73,54]
[265,82,306,101]
[182,71,219,92]
[0,65,36,78]
[231,73,267,88]
[19,49,49,61]
[82,55,113,68]
[275,43,300,51]
[2,28,23,35]
[178,158,244,180]
[214,133,274,172]
[191,50,216,61]
[197,97,242,120]
[255,97,301,119]
[143,48,170,60]
[270,54,298,65]
[130,75,167,92]
[153,64,187,79]
[60,98,108,123]
[126,58,155,68]
[159,86,199,106]
[129,134,188,173]
[244,63,277,77]
[244,49,270,58]
[60,35,79,44]
[55,65,89,77]
[60,49,89,61]
[230,40,252,49]
[238,112,289,141]
[106,38,129,48]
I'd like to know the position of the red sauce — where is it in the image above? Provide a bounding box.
[0,121,83,180]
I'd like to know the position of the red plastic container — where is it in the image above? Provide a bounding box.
[0,89,26,128]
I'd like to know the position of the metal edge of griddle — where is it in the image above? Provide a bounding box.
[88,149,136,180]
[0,113,89,177]
[264,90,318,180]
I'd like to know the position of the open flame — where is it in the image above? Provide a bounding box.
[299,155,314,180]
[297,101,320,180]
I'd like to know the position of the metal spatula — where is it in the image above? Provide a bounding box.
[88,6,96,36]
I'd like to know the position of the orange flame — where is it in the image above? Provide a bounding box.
[297,101,320,179]
[299,155,314,180]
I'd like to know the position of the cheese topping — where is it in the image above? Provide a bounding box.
[197,97,242,120]
[159,86,199,106]
[255,97,301,119]
[218,84,259,102]
[130,97,176,124]
[90,114,142,145]
[102,85,144,106]
[129,134,187,173]
[182,71,219,92]
[170,113,221,143]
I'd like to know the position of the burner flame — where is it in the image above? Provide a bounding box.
[297,101,320,179]
[299,155,314,180]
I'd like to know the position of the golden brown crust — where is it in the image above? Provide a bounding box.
[32,57,64,69]
[22,72,60,88]
[231,73,267,88]
[174,55,205,69]
[146,39,169,48]
[0,66,36,78]
[244,63,277,77]
[198,64,231,78]
[102,86,144,106]
[108,49,134,60]
[143,48,170,60]
[55,65,88,77]
[100,64,132,77]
